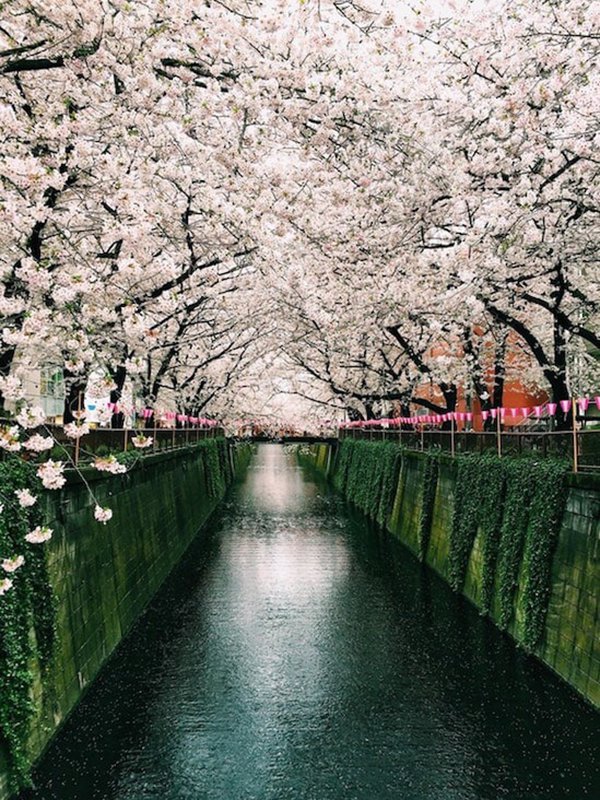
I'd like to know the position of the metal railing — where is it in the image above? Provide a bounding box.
[0,422,224,466]
[338,427,600,472]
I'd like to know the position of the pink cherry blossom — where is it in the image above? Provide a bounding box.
[132,435,153,449]
[2,555,25,573]
[15,489,37,507]
[25,526,53,544]
[37,461,66,490]
[23,434,54,453]
[94,505,113,524]
[93,456,127,475]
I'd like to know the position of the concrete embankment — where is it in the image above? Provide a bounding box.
[303,441,600,710]
[0,440,252,800]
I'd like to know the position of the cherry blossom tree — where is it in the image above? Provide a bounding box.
[1,0,599,595]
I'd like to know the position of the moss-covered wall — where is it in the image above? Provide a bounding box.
[0,441,250,800]
[305,442,600,710]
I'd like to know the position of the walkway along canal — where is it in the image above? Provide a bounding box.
[22,445,600,799]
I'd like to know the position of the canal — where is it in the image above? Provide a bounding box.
[24,445,600,799]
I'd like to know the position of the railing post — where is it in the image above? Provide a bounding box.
[496,412,502,457]
[572,398,579,473]
[451,416,455,458]
[74,391,83,466]
[123,426,128,453]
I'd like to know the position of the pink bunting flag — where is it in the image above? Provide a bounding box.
[509,408,519,418]
[578,398,589,414]
[533,405,543,418]
[466,412,473,422]
[520,407,530,417]
[547,402,557,416]
[490,408,497,419]
[481,410,489,421]
[559,399,571,414]
[595,396,600,411]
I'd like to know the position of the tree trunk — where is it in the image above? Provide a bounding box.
[553,320,571,431]
[109,365,127,428]
[0,346,17,411]
[62,369,87,424]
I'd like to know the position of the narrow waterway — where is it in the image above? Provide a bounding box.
[25,445,599,800]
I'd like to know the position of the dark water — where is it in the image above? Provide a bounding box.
[25,445,600,800]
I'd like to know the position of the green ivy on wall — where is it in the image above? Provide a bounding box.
[331,442,570,656]
[477,456,505,614]
[418,454,439,562]
[334,440,403,525]
[495,460,536,630]
[376,444,403,528]
[519,459,569,650]
[0,458,56,794]
[448,455,486,592]
[444,452,568,648]
[200,438,229,499]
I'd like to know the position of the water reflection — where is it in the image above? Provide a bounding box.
[24,445,600,800]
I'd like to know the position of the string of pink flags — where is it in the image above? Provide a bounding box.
[339,396,600,428]
[104,403,221,428]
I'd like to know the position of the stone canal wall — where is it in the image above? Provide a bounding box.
[304,441,600,710]
[0,440,251,800]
